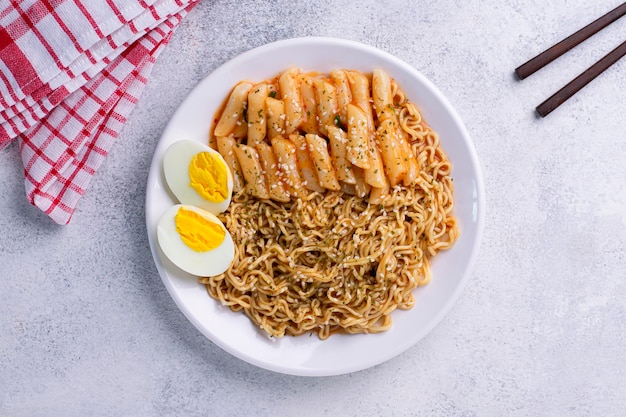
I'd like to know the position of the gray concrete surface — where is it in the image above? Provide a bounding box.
[1,1,625,416]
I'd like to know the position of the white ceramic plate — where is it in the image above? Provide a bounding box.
[146,37,485,376]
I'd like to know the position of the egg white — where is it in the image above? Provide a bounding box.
[157,204,235,277]
[163,139,233,215]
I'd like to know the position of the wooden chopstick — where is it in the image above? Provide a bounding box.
[516,2,626,79]
[536,40,626,117]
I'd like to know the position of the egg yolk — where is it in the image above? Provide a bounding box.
[188,151,228,202]
[175,207,225,252]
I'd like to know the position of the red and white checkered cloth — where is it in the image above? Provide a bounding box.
[0,0,198,224]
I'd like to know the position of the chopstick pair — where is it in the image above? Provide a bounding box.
[515,2,626,117]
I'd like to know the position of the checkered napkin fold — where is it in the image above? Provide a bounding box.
[0,0,198,224]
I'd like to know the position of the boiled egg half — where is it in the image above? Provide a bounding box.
[163,139,233,215]
[157,204,235,276]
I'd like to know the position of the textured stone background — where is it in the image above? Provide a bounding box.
[1,1,625,416]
